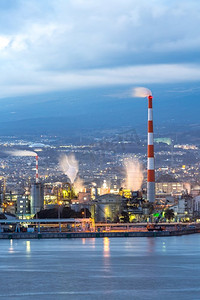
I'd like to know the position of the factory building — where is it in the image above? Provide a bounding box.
[193,196,200,217]
[156,182,184,195]
[94,194,124,222]
[155,174,185,195]
[30,183,44,215]
[191,186,200,197]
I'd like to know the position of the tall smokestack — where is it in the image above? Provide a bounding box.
[147,95,155,202]
[36,155,39,184]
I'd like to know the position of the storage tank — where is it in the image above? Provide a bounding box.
[30,183,44,215]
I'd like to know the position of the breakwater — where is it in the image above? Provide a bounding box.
[1,228,200,239]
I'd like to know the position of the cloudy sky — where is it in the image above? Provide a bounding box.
[0,0,200,98]
[0,0,199,136]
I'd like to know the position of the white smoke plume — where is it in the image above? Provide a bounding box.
[74,176,85,194]
[132,87,152,98]
[184,182,191,194]
[6,150,37,157]
[124,158,144,191]
[59,154,79,184]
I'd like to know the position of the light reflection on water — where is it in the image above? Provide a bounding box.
[90,237,96,249]
[103,237,110,257]
[9,239,14,254]
[26,240,31,253]
[147,237,155,253]
[162,241,166,252]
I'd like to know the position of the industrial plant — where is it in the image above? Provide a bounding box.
[0,88,199,234]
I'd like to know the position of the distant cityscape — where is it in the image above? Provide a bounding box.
[0,125,199,227]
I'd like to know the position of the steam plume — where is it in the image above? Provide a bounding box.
[6,150,37,157]
[184,182,191,194]
[124,158,144,191]
[132,87,152,98]
[59,154,79,184]
[74,177,85,194]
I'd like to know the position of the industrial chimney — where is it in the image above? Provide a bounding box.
[147,95,155,202]
[30,154,44,215]
[36,155,39,183]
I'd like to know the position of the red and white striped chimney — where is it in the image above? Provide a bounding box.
[147,95,155,202]
[36,155,39,183]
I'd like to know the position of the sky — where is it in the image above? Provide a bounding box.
[0,0,200,133]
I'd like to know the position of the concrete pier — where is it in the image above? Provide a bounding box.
[0,228,199,239]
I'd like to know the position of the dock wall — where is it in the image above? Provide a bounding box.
[0,228,200,239]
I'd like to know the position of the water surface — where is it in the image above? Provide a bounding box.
[0,235,200,299]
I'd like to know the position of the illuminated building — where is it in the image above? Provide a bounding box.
[94,194,124,222]
[172,195,194,221]
[17,195,30,216]
[99,180,110,195]
[78,192,91,203]
[156,182,184,195]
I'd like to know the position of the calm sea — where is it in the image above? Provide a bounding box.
[0,235,200,300]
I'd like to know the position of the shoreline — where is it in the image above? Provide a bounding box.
[1,228,199,239]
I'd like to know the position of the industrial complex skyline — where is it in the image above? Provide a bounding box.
[0,0,199,219]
